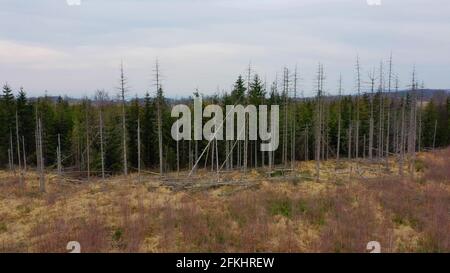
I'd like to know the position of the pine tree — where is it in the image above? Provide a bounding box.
[127,97,140,169]
[16,88,35,167]
[141,92,156,168]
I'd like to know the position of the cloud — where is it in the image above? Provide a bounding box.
[0,0,449,97]
[0,41,66,65]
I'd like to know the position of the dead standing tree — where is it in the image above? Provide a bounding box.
[315,64,323,181]
[57,134,62,176]
[407,69,418,179]
[377,61,385,160]
[119,61,128,177]
[291,66,298,169]
[85,98,91,182]
[336,74,343,163]
[385,54,394,169]
[137,117,142,182]
[398,76,406,176]
[22,136,26,173]
[368,68,376,160]
[355,56,362,159]
[282,67,289,169]
[95,90,108,181]
[155,60,164,176]
[37,117,45,192]
[15,111,24,186]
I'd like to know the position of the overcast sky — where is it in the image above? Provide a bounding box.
[0,0,449,98]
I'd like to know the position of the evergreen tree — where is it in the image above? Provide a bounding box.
[127,97,140,169]
[231,75,246,103]
[141,92,156,168]
[0,84,15,166]
[16,88,35,165]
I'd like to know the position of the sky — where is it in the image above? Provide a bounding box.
[0,0,449,98]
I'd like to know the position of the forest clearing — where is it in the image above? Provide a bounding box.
[0,148,448,253]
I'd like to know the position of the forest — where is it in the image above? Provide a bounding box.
[1,58,450,253]
[1,59,450,188]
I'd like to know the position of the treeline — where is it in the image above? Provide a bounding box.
[1,63,450,179]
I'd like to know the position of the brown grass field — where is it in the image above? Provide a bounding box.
[0,149,449,253]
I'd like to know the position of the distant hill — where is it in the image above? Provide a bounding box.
[389,89,450,100]
[28,89,450,104]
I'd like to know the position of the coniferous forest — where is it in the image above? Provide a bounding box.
[1,59,450,254]
[1,60,449,179]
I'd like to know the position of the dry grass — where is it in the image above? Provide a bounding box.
[0,149,449,253]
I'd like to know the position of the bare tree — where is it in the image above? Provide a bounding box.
[432,119,437,150]
[119,61,128,176]
[37,118,45,192]
[22,136,26,173]
[368,68,376,160]
[336,74,343,163]
[244,63,252,173]
[377,61,385,160]
[385,54,393,169]
[10,129,14,174]
[291,66,298,169]
[355,56,362,158]
[57,134,62,176]
[399,76,406,177]
[8,148,11,172]
[407,68,417,178]
[95,90,108,181]
[137,118,142,182]
[155,60,164,176]
[15,111,23,186]
[176,118,179,176]
[417,82,424,152]
[85,99,90,182]
[348,123,352,160]
[315,64,323,181]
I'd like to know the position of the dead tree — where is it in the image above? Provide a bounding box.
[37,118,45,192]
[8,148,11,172]
[155,60,164,176]
[385,54,393,169]
[244,63,251,173]
[137,118,142,182]
[95,89,108,181]
[348,123,352,160]
[368,68,376,160]
[85,100,90,182]
[57,134,62,176]
[35,106,40,174]
[432,119,437,150]
[119,62,128,176]
[377,61,385,160]
[315,64,323,181]
[99,106,105,181]
[417,82,424,152]
[355,56,362,159]
[22,136,26,172]
[399,76,406,177]
[10,130,14,174]
[291,66,298,169]
[175,118,179,176]
[407,70,417,178]
[408,69,417,178]
[15,111,23,186]
[283,67,289,169]
[336,75,343,163]
[304,125,309,161]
